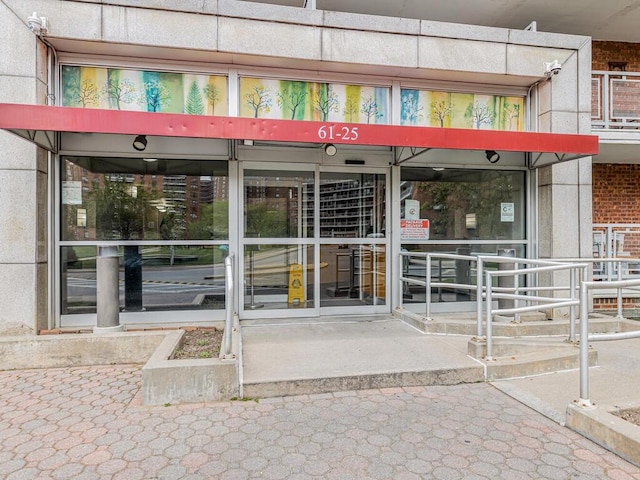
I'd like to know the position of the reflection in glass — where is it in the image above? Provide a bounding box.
[320,244,386,307]
[244,245,314,310]
[400,244,525,305]
[243,170,314,239]
[61,157,229,241]
[60,245,228,314]
[400,168,525,241]
[319,172,386,238]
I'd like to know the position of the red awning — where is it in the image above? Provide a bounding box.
[0,103,598,166]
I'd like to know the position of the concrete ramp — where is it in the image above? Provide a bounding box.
[241,316,484,398]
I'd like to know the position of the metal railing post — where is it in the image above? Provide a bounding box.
[398,253,404,310]
[222,254,235,358]
[476,256,483,337]
[617,260,624,319]
[485,270,493,361]
[577,279,592,408]
[514,260,520,322]
[569,267,576,342]
[425,254,432,319]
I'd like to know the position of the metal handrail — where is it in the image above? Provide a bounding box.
[576,277,640,409]
[555,257,640,320]
[222,253,235,357]
[484,262,589,360]
[399,252,640,366]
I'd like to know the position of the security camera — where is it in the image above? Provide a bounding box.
[544,60,562,78]
[27,12,48,35]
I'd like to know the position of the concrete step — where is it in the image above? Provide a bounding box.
[483,347,598,381]
[242,366,484,399]
[468,337,575,358]
[395,308,623,337]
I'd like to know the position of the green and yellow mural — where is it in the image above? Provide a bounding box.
[239,77,389,124]
[61,66,522,131]
[401,89,524,131]
[61,66,228,116]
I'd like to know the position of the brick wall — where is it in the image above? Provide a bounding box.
[593,164,640,223]
[593,164,640,259]
[593,41,640,71]
[592,44,640,309]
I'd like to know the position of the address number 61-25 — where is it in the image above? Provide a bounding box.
[317,125,359,141]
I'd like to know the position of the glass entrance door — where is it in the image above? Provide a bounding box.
[240,163,388,318]
[318,170,388,314]
[241,165,316,317]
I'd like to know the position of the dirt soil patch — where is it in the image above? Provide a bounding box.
[612,407,640,427]
[173,328,223,359]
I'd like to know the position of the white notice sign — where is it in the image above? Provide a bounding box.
[501,203,514,222]
[405,199,420,220]
[62,181,82,205]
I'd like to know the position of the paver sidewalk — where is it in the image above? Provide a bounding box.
[1,365,639,480]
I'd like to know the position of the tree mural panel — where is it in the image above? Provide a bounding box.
[239,77,389,124]
[401,88,524,131]
[61,66,228,115]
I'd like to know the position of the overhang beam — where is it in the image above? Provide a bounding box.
[0,103,599,167]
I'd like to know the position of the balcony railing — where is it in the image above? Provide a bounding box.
[592,70,640,129]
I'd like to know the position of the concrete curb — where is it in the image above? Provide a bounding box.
[0,331,166,370]
[566,402,640,467]
[243,367,484,398]
[141,322,241,405]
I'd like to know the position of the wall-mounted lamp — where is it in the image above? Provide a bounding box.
[133,135,147,152]
[485,150,500,164]
[324,144,337,156]
[27,12,48,36]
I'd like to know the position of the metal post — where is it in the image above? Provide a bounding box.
[569,267,576,342]
[485,270,493,361]
[398,252,404,310]
[425,254,432,319]
[222,254,234,358]
[476,256,483,337]
[514,260,520,323]
[577,280,593,408]
[617,260,624,319]
[497,249,516,315]
[95,245,123,333]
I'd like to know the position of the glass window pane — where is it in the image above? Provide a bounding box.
[319,172,386,238]
[400,168,525,241]
[61,157,229,241]
[400,244,525,305]
[60,244,227,314]
[244,245,314,309]
[243,170,314,239]
[320,244,386,307]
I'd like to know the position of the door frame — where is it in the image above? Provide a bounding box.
[238,161,391,319]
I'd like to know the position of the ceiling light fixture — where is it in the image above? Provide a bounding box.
[133,135,147,151]
[324,144,337,156]
[485,150,500,164]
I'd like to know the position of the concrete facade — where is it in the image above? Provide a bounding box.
[0,0,593,332]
